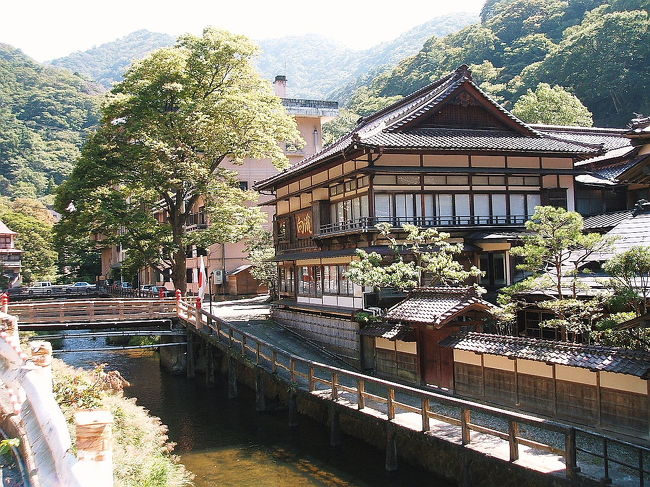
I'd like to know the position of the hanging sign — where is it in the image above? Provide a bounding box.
[295,209,313,238]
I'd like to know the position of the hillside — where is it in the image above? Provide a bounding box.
[340,0,650,127]
[48,13,476,100]
[256,12,477,99]
[0,44,100,199]
[49,30,176,89]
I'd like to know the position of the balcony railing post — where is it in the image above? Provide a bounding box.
[357,379,365,410]
[565,428,577,480]
[387,388,395,420]
[421,398,430,432]
[461,408,471,445]
[331,372,338,400]
[508,420,519,462]
[308,366,315,391]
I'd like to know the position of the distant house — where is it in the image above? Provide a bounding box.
[0,220,22,288]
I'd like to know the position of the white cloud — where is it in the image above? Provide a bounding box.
[3,0,484,61]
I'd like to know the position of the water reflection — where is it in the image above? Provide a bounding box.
[57,332,452,487]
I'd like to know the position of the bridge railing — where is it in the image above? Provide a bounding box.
[176,298,650,485]
[9,298,177,324]
[0,309,113,487]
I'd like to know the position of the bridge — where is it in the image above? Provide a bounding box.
[4,295,650,487]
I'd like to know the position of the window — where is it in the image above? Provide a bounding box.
[423,175,469,185]
[329,176,370,197]
[472,175,506,186]
[330,195,369,224]
[374,194,422,224]
[298,266,321,297]
[324,265,354,296]
[480,252,507,288]
[186,269,194,283]
[509,175,540,186]
[374,174,420,185]
[238,181,249,190]
[434,193,470,224]
[279,266,295,293]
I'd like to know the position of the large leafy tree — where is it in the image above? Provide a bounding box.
[56,28,301,292]
[512,83,593,126]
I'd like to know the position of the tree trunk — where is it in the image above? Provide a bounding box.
[172,248,187,294]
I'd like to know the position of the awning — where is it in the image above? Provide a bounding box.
[359,321,411,340]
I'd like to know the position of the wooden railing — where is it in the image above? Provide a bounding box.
[176,298,650,485]
[9,298,177,324]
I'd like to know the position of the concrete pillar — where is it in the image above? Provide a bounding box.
[385,427,398,472]
[329,405,341,447]
[30,341,53,394]
[255,368,266,412]
[288,392,298,428]
[227,354,238,399]
[186,331,195,379]
[75,410,114,487]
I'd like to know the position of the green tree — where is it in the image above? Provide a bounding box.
[603,246,650,316]
[503,206,613,338]
[512,83,593,125]
[56,28,301,292]
[346,223,483,292]
[245,229,277,299]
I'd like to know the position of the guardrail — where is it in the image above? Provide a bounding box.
[176,297,650,486]
[9,298,177,324]
[0,305,113,487]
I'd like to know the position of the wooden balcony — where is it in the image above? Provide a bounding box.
[318,215,530,237]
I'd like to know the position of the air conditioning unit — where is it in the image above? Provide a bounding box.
[213,269,224,285]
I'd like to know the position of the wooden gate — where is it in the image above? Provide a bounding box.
[418,327,458,389]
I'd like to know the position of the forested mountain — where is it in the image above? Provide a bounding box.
[49,30,176,89]
[341,0,649,128]
[0,44,100,199]
[48,13,476,100]
[255,12,477,99]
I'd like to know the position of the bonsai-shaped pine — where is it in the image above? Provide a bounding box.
[345,223,483,292]
[500,206,614,340]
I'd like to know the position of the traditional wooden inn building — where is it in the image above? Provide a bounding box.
[254,64,607,368]
[0,220,21,288]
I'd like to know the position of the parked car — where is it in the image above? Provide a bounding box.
[150,286,174,297]
[66,282,96,293]
[139,284,153,292]
[4,287,24,297]
[28,281,53,295]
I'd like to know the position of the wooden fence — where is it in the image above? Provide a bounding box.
[176,298,650,486]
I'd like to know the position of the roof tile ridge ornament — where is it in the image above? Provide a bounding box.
[455,64,473,81]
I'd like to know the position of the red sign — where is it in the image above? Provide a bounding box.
[295,210,313,238]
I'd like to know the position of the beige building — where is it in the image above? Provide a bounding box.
[126,76,339,293]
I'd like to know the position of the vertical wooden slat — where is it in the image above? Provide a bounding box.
[508,420,519,462]
[309,366,315,391]
[256,343,261,365]
[421,398,430,432]
[387,388,395,420]
[241,335,246,355]
[603,438,611,484]
[290,358,296,382]
[357,379,365,410]
[272,350,278,374]
[331,372,339,401]
[565,428,577,480]
[461,408,471,445]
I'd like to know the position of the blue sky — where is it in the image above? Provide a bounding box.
[3,0,484,61]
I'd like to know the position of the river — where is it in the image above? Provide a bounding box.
[56,333,452,487]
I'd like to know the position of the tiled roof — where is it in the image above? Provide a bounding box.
[532,124,632,152]
[582,210,633,231]
[0,221,16,235]
[575,174,619,186]
[255,66,597,191]
[590,155,650,182]
[440,332,650,378]
[575,146,638,167]
[605,211,650,255]
[361,128,593,154]
[358,321,411,340]
[385,287,494,327]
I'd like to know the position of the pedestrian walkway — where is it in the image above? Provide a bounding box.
[199,296,646,486]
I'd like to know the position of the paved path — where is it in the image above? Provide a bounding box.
[202,296,644,486]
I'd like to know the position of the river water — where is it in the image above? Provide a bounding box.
[56,334,451,487]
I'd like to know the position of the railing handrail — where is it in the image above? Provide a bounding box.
[176,297,650,484]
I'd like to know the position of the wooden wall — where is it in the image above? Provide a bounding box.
[453,351,649,437]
